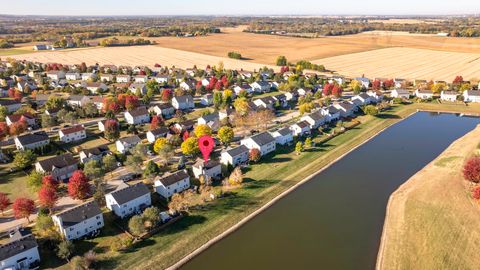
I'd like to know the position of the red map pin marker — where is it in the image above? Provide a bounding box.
[198,135,214,162]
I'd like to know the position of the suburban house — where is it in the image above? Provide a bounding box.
[154,75,170,84]
[6,113,36,127]
[100,74,114,82]
[284,90,299,101]
[463,90,480,103]
[366,90,384,102]
[154,170,191,199]
[149,103,175,118]
[330,76,345,85]
[250,81,270,93]
[238,71,253,79]
[270,127,294,145]
[394,78,406,88]
[65,72,81,81]
[301,111,326,129]
[146,127,169,143]
[352,93,373,105]
[180,80,196,91]
[440,90,458,102]
[290,121,311,137]
[253,96,276,110]
[0,99,21,113]
[200,94,213,106]
[52,201,104,241]
[129,83,147,95]
[59,125,86,143]
[354,77,370,89]
[134,75,148,83]
[414,89,434,99]
[14,131,50,151]
[192,159,222,180]
[105,182,151,219]
[334,102,356,118]
[98,120,107,132]
[219,108,234,121]
[233,84,254,95]
[172,95,194,110]
[45,108,60,116]
[390,89,410,99]
[84,82,108,94]
[116,135,141,154]
[67,95,91,107]
[220,145,250,167]
[35,153,78,181]
[81,73,96,81]
[124,106,150,125]
[79,145,110,164]
[0,232,40,270]
[197,112,221,131]
[320,106,341,122]
[46,70,66,81]
[241,132,276,156]
[116,75,131,83]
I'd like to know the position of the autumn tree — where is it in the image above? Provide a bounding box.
[228,167,243,186]
[363,105,379,116]
[452,75,464,85]
[276,56,287,66]
[12,198,35,222]
[463,156,480,183]
[57,240,74,262]
[153,137,169,154]
[323,83,334,96]
[150,115,163,130]
[295,142,304,155]
[372,79,381,90]
[128,215,146,237]
[349,80,362,94]
[0,192,10,215]
[217,126,234,145]
[125,95,139,110]
[38,186,58,213]
[104,119,120,141]
[42,175,59,190]
[249,148,261,163]
[181,137,200,156]
[304,137,313,149]
[332,85,343,98]
[233,97,250,116]
[194,124,212,138]
[13,150,37,169]
[9,120,27,136]
[472,186,480,200]
[161,88,173,102]
[68,170,91,200]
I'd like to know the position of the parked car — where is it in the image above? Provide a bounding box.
[119,173,141,182]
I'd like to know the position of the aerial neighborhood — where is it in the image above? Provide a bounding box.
[0,56,479,269]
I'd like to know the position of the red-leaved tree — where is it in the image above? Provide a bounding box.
[249,148,261,163]
[13,90,23,102]
[332,85,343,98]
[0,122,8,140]
[473,186,480,200]
[383,79,394,89]
[0,192,11,215]
[150,115,163,130]
[463,156,480,183]
[12,198,35,222]
[68,170,91,200]
[104,119,120,141]
[125,95,139,110]
[372,80,381,90]
[38,186,58,212]
[162,89,173,102]
[9,120,27,136]
[42,175,59,190]
[453,76,464,85]
[323,83,334,96]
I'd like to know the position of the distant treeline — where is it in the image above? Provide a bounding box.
[100,38,153,47]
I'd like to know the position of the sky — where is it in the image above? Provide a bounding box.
[3,0,480,16]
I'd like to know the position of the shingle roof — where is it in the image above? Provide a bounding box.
[308,111,325,121]
[127,106,148,117]
[149,127,169,136]
[54,201,101,228]
[61,125,85,135]
[0,99,20,106]
[174,95,193,103]
[82,145,109,157]
[465,90,480,96]
[119,135,141,145]
[16,131,49,145]
[250,132,275,146]
[37,153,77,172]
[296,120,310,129]
[156,170,189,186]
[109,182,150,205]
[200,112,219,122]
[194,159,221,169]
[224,145,249,157]
[0,234,38,261]
[274,127,292,136]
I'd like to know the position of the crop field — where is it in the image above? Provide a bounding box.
[313,47,480,81]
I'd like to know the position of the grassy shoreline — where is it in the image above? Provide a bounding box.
[52,102,480,269]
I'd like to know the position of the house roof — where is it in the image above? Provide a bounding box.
[68,95,86,101]
[358,93,370,99]
[336,102,355,111]
[16,131,49,145]
[149,127,169,136]
[296,120,310,129]
[81,145,109,157]
[327,106,340,114]
[156,170,189,186]
[253,81,270,87]
[54,201,102,228]
[223,145,249,157]
[417,89,433,94]
[109,182,150,205]
[118,135,141,145]
[127,106,148,117]
[0,99,20,106]
[7,113,34,122]
[61,125,85,135]
[442,90,458,96]
[154,103,174,110]
[465,90,480,96]
[249,132,275,146]
[37,153,77,172]
[0,234,38,261]
[174,95,193,103]
[393,89,409,94]
[193,159,221,169]
[308,111,325,121]
[273,127,292,136]
[200,112,220,123]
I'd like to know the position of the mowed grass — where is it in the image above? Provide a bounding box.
[0,170,35,202]
[379,121,480,270]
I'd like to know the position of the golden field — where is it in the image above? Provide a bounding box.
[377,125,480,270]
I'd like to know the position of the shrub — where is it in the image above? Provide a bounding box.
[463,156,480,183]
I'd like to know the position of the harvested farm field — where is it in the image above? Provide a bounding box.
[313,47,480,81]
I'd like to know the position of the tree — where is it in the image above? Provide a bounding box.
[57,240,74,262]
[125,154,144,174]
[125,95,139,110]
[128,215,146,237]
[276,56,287,66]
[12,198,35,222]
[194,124,212,138]
[68,170,91,200]
[304,137,313,149]
[363,105,379,116]
[233,97,250,116]
[104,119,120,141]
[144,160,160,178]
[372,79,381,90]
[332,85,343,98]
[38,186,58,212]
[102,155,117,175]
[83,160,104,180]
[153,138,169,154]
[453,75,464,85]
[472,186,480,200]
[162,89,173,102]
[70,256,89,270]
[0,122,8,140]
[218,126,234,145]
[9,120,27,136]
[249,148,261,163]
[463,156,480,183]
[323,83,334,96]
[350,80,362,94]
[295,142,304,155]
[181,137,200,156]
[0,192,10,215]
[35,214,54,234]
[27,171,44,192]
[45,96,65,110]
[13,150,37,169]
[41,114,56,128]
[431,83,446,94]
[228,167,243,186]
[142,206,160,228]
[0,106,7,122]
[150,115,163,129]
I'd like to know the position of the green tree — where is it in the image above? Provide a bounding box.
[128,215,146,237]
[13,150,37,170]
[45,96,65,110]
[295,142,304,155]
[57,240,75,262]
[102,155,117,176]
[276,56,287,66]
[217,126,234,145]
[35,214,54,234]
[0,106,7,122]
[363,105,379,116]
[27,171,43,192]
[70,256,88,270]
[41,114,56,128]
[142,206,160,227]
[144,161,159,178]
[213,91,223,109]
[125,154,143,174]
[83,160,104,180]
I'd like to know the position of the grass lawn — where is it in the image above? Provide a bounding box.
[0,48,34,56]
[0,169,36,202]
[48,102,480,269]
[252,90,280,99]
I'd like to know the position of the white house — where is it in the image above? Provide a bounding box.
[394,78,405,88]
[46,70,66,81]
[52,201,104,241]
[289,121,311,137]
[463,90,480,103]
[440,90,458,102]
[390,89,410,99]
[0,99,21,113]
[301,111,326,129]
[124,107,150,125]
[35,153,78,181]
[270,127,294,145]
[116,75,131,83]
[116,135,141,154]
[253,96,276,110]
[79,145,110,164]
[0,233,40,270]
[334,102,356,118]
[233,84,254,95]
[65,72,81,81]
[250,81,270,93]
[100,74,113,82]
[98,120,107,132]
[192,159,222,180]
[321,106,341,122]
[352,93,373,105]
[241,132,276,156]
[14,132,50,151]
[6,113,36,127]
[146,127,169,143]
[414,89,434,99]
[366,90,384,103]
[329,76,345,85]
[134,75,148,83]
[149,103,175,118]
[172,95,194,110]
[129,83,147,95]
[154,75,170,84]
[200,94,213,106]
[197,112,221,131]
[180,80,196,91]
[220,145,250,167]
[154,170,190,199]
[59,125,86,143]
[354,77,370,89]
[106,183,151,219]
[81,73,96,81]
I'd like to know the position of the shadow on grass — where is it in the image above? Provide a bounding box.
[377,113,401,119]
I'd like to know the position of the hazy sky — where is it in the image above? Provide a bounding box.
[4,0,480,16]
